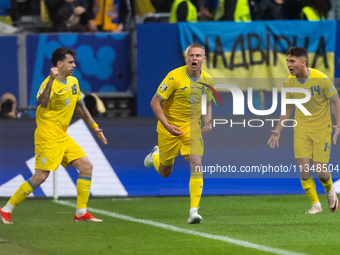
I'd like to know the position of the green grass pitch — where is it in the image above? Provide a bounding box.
[0,195,340,255]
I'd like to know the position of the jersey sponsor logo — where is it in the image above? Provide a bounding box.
[181,87,188,90]
[160,83,168,92]
[58,90,63,93]
[169,77,174,80]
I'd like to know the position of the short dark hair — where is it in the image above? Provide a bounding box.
[286,47,307,59]
[51,47,77,66]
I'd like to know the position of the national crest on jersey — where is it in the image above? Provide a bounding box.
[35,76,81,143]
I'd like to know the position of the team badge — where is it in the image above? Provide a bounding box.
[160,83,168,92]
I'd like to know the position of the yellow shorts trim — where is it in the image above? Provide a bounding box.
[294,129,331,163]
[35,137,86,171]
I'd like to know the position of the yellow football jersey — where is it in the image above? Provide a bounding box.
[284,68,337,132]
[35,76,81,143]
[156,65,213,135]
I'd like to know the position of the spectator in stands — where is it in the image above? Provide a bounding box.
[328,0,340,20]
[90,0,131,32]
[300,0,330,20]
[134,0,156,17]
[250,0,286,20]
[0,93,19,119]
[0,0,12,25]
[46,0,97,32]
[170,0,198,22]
[200,0,251,21]
[280,0,302,20]
[151,0,173,13]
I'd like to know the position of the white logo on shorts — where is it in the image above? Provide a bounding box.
[42,158,47,165]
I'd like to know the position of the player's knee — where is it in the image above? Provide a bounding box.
[189,158,201,168]
[159,165,173,178]
[86,161,93,173]
[160,171,171,178]
[31,175,47,187]
[81,161,93,176]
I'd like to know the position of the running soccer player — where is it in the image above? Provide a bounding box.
[0,47,107,224]
[144,43,213,224]
[268,46,340,214]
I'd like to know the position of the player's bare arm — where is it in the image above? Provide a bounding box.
[331,95,340,145]
[75,100,107,144]
[268,104,294,148]
[202,101,212,133]
[150,94,183,136]
[38,67,58,108]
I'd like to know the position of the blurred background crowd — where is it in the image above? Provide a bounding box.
[0,0,339,34]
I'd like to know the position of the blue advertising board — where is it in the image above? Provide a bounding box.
[0,36,19,100]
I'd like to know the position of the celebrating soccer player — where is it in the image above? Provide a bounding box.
[0,47,107,224]
[144,43,213,223]
[268,46,340,214]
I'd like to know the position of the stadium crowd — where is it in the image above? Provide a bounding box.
[0,0,339,34]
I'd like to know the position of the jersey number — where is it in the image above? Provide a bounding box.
[72,84,77,95]
[310,85,320,96]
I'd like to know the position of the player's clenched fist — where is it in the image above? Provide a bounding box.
[50,67,58,79]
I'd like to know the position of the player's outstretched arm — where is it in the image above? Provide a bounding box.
[267,104,294,148]
[202,101,212,133]
[331,95,340,145]
[150,94,183,136]
[75,100,107,144]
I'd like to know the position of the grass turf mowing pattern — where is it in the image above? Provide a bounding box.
[0,195,339,255]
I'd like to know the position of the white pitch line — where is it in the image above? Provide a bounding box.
[56,200,307,255]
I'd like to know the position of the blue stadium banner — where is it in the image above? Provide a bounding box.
[179,21,336,86]
[26,33,131,109]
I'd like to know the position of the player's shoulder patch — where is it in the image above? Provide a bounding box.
[39,89,44,95]
[160,83,168,92]
[329,85,336,93]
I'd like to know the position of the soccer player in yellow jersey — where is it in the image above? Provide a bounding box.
[0,48,107,224]
[268,47,340,214]
[144,43,213,224]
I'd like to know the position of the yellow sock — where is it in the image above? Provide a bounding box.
[319,174,333,193]
[9,180,35,207]
[189,171,203,208]
[76,177,92,209]
[153,153,160,173]
[301,177,319,204]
